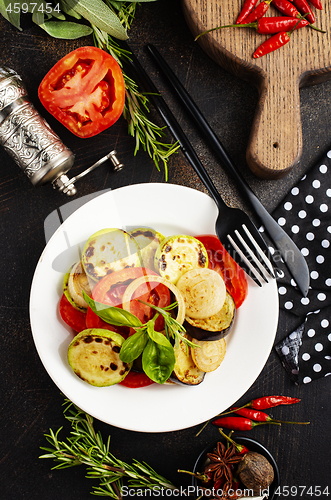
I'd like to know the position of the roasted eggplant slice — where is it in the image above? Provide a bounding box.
[170,333,205,385]
[184,292,236,341]
[191,338,226,372]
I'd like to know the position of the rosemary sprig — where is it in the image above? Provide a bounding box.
[40,398,177,498]
[92,25,180,180]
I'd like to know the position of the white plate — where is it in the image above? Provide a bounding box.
[30,183,279,433]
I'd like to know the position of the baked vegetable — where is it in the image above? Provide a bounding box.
[176,268,226,319]
[171,333,205,385]
[82,228,142,282]
[191,338,226,372]
[154,235,208,284]
[64,261,92,311]
[184,292,236,341]
[68,328,131,386]
[129,228,164,271]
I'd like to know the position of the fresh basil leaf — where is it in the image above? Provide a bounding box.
[147,326,173,349]
[83,292,142,328]
[65,0,128,39]
[120,330,148,363]
[142,339,175,385]
[38,20,93,38]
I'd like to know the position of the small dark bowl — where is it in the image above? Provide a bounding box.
[192,435,280,500]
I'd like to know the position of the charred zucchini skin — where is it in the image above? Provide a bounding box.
[184,292,236,341]
[82,228,142,282]
[68,329,132,387]
[154,235,208,284]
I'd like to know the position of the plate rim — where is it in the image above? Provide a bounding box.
[29,183,279,433]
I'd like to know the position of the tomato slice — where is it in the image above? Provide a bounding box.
[59,293,87,333]
[90,267,171,332]
[119,371,154,388]
[195,235,248,308]
[38,46,125,138]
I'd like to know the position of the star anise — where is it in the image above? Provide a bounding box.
[205,441,243,483]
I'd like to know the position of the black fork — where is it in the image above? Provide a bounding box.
[121,42,274,285]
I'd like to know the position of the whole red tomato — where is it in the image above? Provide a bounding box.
[38,46,125,138]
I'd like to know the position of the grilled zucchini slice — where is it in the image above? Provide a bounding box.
[68,328,131,386]
[129,227,164,271]
[82,228,142,282]
[154,235,208,284]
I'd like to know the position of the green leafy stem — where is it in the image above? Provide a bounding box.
[83,292,198,385]
[0,0,179,178]
[40,398,177,498]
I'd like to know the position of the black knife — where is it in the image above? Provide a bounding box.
[145,43,310,298]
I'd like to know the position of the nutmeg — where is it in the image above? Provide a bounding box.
[237,451,274,494]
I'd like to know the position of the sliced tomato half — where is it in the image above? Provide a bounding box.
[195,235,248,308]
[119,371,154,388]
[89,267,171,332]
[38,46,125,138]
[59,293,87,333]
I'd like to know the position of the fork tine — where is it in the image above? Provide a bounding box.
[233,230,272,283]
[242,224,275,278]
[227,234,265,286]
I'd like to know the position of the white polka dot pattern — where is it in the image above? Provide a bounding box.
[273,150,331,383]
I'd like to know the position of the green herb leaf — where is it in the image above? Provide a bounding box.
[147,326,173,349]
[120,330,148,363]
[83,292,142,328]
[38,20,93,38]
[59,0,82,19]
[65,0,128,39]
[142,339,175,384]
[0,0,21,30]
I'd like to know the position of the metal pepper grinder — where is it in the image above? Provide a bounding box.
[0,67,123,195]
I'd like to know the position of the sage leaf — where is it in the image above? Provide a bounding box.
[66,0,128,39]
[142,339,175,384]
[59,0,82,19]
[120,330,148,363]
[83,292,142,328]
[0,0,21,30]
[38,20,93,39]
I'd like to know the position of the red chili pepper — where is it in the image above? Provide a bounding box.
[212,416,281,430]
[291,0,315,23]
[308,0,323,9]
[236,17,309,33]
[253,31,291,58]
[232,407,310,424]
[272,0,301,17]
[243,0,273,23]
[236,0,259,23]
[218,427,250,454]
[249,395,301,409]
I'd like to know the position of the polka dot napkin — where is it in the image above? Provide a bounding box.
[265,150,331,384]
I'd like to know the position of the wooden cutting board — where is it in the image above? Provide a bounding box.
[181,0,331,179]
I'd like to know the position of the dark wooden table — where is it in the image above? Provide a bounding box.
[1,1,330,499]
